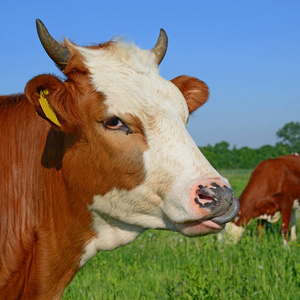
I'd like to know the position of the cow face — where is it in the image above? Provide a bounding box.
[25,21,238,262]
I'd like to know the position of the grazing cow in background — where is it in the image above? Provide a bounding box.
[0,20,239,299]
[222,154,300,244]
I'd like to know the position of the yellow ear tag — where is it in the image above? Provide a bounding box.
[39,90,61,127]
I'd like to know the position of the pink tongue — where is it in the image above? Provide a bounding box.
[201,220,223,229]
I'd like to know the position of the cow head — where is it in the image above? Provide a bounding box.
[25,20,239,261]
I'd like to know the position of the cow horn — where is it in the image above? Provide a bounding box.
[36,19,71,70]
[151,29,168,65]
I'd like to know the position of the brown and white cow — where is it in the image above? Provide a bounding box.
[222,154,300,244]
[0,20,239,299]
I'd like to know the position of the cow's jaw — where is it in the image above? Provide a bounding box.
[79,215,145,267]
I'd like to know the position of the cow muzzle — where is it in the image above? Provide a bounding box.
[192,182,240,225]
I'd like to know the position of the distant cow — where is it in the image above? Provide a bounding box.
[0,20,239,298]
[223,154,300,244]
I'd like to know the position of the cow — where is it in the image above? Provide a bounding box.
[221,154,300,244]
[0,19,239,299]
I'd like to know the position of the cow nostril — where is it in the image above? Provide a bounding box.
[196,189,214,201]
[195,190,215,209]
[199,194,214,200]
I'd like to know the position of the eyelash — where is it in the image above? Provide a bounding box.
[101,116,132,135]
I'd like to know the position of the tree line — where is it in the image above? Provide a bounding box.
[199,122,300,170]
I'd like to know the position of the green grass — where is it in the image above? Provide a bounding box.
[63,169,300,300]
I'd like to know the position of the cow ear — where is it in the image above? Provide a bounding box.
[25,74,82,134]
[171,75,209,114]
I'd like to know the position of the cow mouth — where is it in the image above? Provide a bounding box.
[176,197,240,236]
[184,219,224,230]
[176,218,224,237]
[209,196,240,225]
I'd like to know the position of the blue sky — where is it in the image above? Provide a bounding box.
[1,0,300,148]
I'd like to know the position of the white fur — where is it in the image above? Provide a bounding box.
[79,214,144,267]
[77,41,228,266]
[291,199,299,241]
[257,211,281,223]
[218,222,245,244]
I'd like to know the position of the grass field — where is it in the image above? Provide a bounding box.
[63,169,300,299]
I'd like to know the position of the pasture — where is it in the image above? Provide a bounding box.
[63,169,300,299]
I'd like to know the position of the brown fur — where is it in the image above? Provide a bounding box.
[235,154,300,240]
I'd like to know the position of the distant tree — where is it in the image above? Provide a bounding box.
[198,122,300,169]
[212,141,232,169]
[275,142,290,156]
[213,141,230,153]
[276,121,300,153]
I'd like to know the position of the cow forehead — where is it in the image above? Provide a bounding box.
[76,42,189,122]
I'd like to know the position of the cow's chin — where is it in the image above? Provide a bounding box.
[176,219,225,237]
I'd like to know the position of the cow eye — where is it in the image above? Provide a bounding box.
[102,117,132,134]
